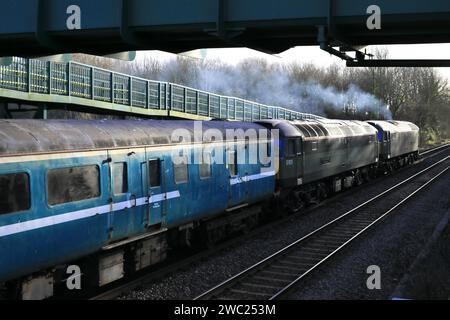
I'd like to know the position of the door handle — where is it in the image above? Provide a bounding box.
[129,194,137,207]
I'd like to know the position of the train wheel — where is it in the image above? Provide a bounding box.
[317,183,328,201]
[386,163,394,174]
[354,170,363,186]
[286,191,304,214]
[179,228,194,248]
[362,168,371,182]
[369,166,378,179]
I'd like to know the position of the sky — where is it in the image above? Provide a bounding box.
[138,43,450,82]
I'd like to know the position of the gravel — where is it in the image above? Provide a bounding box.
[120,149,450,300]
[288,169,450,299]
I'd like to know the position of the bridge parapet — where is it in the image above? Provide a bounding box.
[0,57,322,121]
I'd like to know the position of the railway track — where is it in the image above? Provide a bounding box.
[195,155,450,300]
[420,143,450,156]
[89,144,450,300]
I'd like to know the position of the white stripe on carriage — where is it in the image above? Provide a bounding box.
[230,170,276,185]
[0,191,180,238]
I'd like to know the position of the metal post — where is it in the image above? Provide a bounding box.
[183,87,187,113]
[47,61,52,94]
[157,82,161,109]
[129,77,132,106]
[225,98,228,119]
[146,81,150,109]
[27,59,31,92]
[67,62,72,97]
[207,94,211,117]
[42,103,48,119]
[196,91,199,115]
[170,84,173,111]
[90,67,94,100]
[110,72,114,103]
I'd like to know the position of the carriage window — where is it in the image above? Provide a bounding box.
[48,165,100,205]
[227,151,238,177]
[312,142,318,151]
[200,152,212,179]
[149,159,161,187]
[0,173,30,215]
[112,162,128,194]
[174,156,189,184]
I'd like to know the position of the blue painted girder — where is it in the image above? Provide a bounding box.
[1,0,450,56]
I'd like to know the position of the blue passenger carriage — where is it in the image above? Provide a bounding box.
[0,120,275,299]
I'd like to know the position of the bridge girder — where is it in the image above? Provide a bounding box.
[1,0,450,66]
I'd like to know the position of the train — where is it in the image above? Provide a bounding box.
[0,118,419,299]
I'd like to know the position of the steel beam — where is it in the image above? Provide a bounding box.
[0,0,450,57]
[347,60,450,68]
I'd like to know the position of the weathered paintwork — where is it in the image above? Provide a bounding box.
[0,120,275,282]
[0,118,420,284]
[259,119,379,188]
[367,120,420,160]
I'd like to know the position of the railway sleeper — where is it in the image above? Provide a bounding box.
[235,283,279,295]
[224,289,273,300]
[276,260,315,269]
[269,264,306,273]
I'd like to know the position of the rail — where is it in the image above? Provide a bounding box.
[195,155,450,300]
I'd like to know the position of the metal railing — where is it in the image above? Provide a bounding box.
[0,57,323,121]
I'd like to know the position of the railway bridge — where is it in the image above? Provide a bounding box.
[1,1,450,66]
[2,0,450,118]
[0,57,321,120]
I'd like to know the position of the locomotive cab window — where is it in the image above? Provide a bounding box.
[48,165,100,205]
[0,172,31,215]
[174,156,189,184]
[112,162,128,195]
[149,159,161,188]
[287,139,296,157]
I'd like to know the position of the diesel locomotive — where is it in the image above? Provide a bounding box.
[0,118,419,299]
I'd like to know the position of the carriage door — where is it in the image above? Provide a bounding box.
[108,148,143,240]
[294,139,303,184]
[227,149,245,207]
[285,138,302,184]
[143,150,165,228]
[387,131,392,158]
[383,131,391,158]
